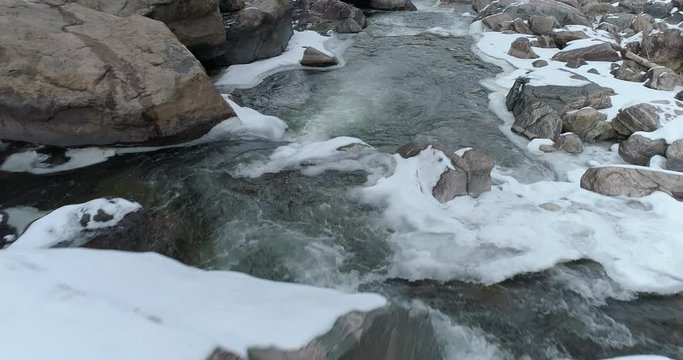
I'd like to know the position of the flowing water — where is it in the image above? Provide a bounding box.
[2,1,682,359]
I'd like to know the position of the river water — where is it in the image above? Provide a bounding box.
[2,1,682,359]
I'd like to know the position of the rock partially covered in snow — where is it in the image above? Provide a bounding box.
[581,166,683,198]
[644,67,683,91]
[618,134,667,166]
[611,60,648,82]
[562,107,615,143]
[612,103,661,136]
[555,132,584,154]
[508,37,539,59]
[665,140,683,172]
[396,144,494,202]
[300,47,339,67]
[551,42,621,62]
[6,198,141,251]
[640,29,683,76]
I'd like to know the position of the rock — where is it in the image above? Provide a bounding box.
[580,166,683,199]
[640,29,683,75]
[530,35,557,48]
[433,167,469,202]
[247,306,443,360]
[482,13,514,31]
[643,1,673,19]
[300,47,339,67]
[539,202,561,211]
[508,37,539,59]
[70,0,228,68]
[676,91,683,102]
[512,18,532,34]
[582,2,623,16]
[500,0,591,26]
[533,59,549,67]
[644,67,683,91]
[539,144,557,152]
[506,77,615,140]
[601,13,636,32]
[565,58,588,68]
[610,60,647,82]
[595,22,619,37]
[630,13,654,35]
[472,0,496,12]
[220,0,246,12]
[294,0,367,33]
[346,0,417,10]
[529,15,560,35]
[551,42,621,62]
[563,107,615,142]
[556,133,584,153]
[618,0,647,13]
[612,103,660,136]
[666,140,683,172]
[587,68,600,74]
[0,210,17,249]
[223,0,294,65]
[462,149,495,197]
[0,1,235,147]
[552,30,590,48]
[396,143,429,158]
[619,134,667,165]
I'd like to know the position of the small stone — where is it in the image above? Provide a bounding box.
[566,58,588,68]
[532,59,548,67]
[587,68,600,75]
[508,37,539,59]
[539,202,561,211]
[300,47,338,67]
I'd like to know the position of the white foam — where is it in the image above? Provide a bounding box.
[7,198,141,251]
[0,248,386,359]
[205,97,289,141]
[358,154,683,294]
[527,138,554,155]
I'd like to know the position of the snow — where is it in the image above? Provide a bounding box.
[204,96,289,141]
[357,152,683,294]
[527,138,554,155]
[0,148,116,174]
[215,31,337,89]
[7,198,141,251]
[0,248,386,359]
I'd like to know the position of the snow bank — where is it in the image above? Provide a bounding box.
[357,154,683,294]
[7,198,141,251]
[215,31,338,89]
[0,248,386,359]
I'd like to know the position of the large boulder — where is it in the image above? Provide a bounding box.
[485,0,592,26]
[70,0,228,68]
[640,29,683,75]
[611,103,660,136]
[529,15,560,35]
[580,166,683,199]
[482,13,514,31]
[293,0,367,33]
[345,0,417,10]
[644,66,683,91]
[506,76,615,140]
[0,1,235,147]
[562,107,615,142]
[618,134,667,165]
[551,42,621,62]
[666,139,683,172]
[223,0,294,65]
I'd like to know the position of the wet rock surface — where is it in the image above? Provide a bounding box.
[581,166,683,199]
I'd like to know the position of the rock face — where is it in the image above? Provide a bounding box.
[396,144,494,202]
[640,29,683,75]
[618,134,667,165]
[508,37,539,59]
[666,140,683,172]
[611,103,660,136]
[0,1,235,147]
[345,0,417,10]
[551,42,621,62]
[300,47,339,67]
[562,107,615,142]
[293,0,367,33]
[580,166,683,199]
[70,0,228,68]
[644,67,683,91]
[505,76,615,140]
[223,0,294,65]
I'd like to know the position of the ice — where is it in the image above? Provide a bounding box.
[0,248,386,359]
[358,154,683,294]
[204,96,289,141]
[527,138,554,155]
[0,148,116,174]
[215,31,338,89]
[7,198,141,251]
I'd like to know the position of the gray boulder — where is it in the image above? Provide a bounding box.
[433,167,469,202]
[0,1,235,147]
[611,103,660,136]
[529,15,560,35]
[644,67,683,91]
[618,0,647,13]
[556,132,584,153]
[533,60,549,67]
[562,107,615,142]
[294,0,367,33]
[581,166,683,199]
[552,30,590,47]
[512,18,532,34]
[551,42,621,62]
[618,134,667,165]
[565,58,588,68]
[600,13,636,32]
[223,0,294,65]
[462,148,495,197]
[666,140,683,172]
[508,37,539,59]
[506,76,615,140]
[300,47,339,67]
[610,60,647,82]
[482,13,514,31]
[70,0,228,68]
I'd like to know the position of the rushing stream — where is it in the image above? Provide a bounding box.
[2,1,682,359]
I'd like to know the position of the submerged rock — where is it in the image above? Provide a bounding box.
[666,140,683,172]
[508,37,539,59]
[223,0,294,64]
[300,47,339,67]
[619,134,667,166]
[0,1,235,147]
[581,166,683,199]
[611,103,660,136]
